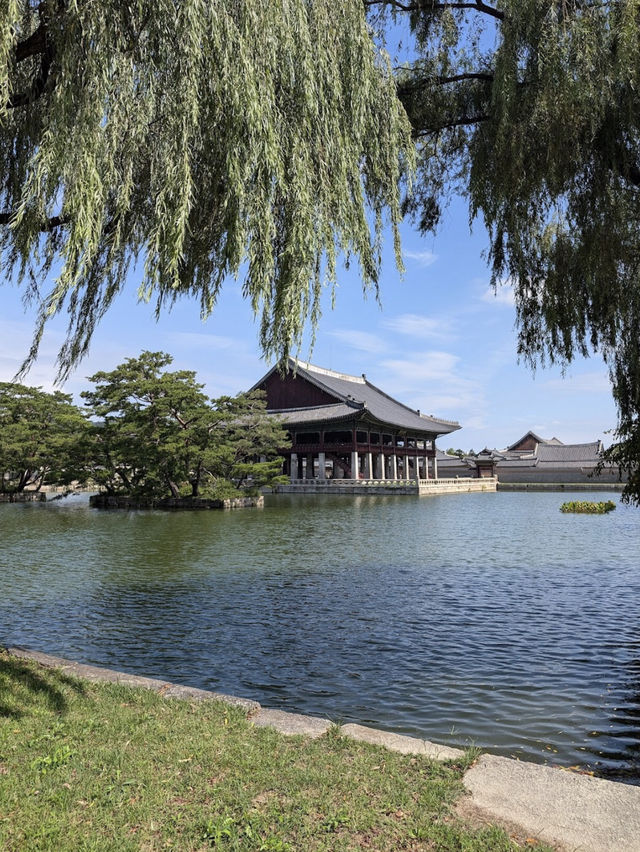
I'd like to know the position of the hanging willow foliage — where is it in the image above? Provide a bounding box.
[0,0,413,376]
[370,0,640,503]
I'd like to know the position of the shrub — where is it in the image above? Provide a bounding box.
[560,500,616,514]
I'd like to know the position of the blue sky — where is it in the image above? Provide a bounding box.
[0,188,617,454]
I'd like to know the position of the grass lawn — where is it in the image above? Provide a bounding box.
[0,652,541,851]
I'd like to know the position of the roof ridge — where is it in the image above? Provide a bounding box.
[294,359,366,384]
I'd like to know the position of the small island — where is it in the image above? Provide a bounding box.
[560,500,616,514]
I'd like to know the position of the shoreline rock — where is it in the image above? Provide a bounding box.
[89,494,264,510]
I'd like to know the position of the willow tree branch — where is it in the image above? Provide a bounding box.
[0,212,69,230]
[436,71,494,83]
[364,0,505,20]
[15,24,47,62]
[8,3,58,108]
[7,54,52,107]
[415,113,490,135]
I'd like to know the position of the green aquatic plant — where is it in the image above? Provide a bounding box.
[560,501,616,514]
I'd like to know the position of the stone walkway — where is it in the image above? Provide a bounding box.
[6,647,640,851]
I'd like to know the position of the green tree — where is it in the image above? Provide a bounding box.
[81,351,288,499]
[1,1,411,377]
[205,392,290,493]
[0,382,87,493]
[367,0,640,502]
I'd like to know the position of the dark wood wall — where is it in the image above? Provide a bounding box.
[259,371,337,410]
[509,434,539,452]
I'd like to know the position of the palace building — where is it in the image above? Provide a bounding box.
[251,359,461,483]
[435,430,626,487]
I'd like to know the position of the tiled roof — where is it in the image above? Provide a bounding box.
[495,441,605,469]
[537,442,603,463]
[261,359,461,436]
[268,403,359,425]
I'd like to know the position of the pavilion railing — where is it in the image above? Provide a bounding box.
[287,478,418,487]
[285,477,490,487]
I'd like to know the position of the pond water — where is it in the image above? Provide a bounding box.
[1,490,639,783]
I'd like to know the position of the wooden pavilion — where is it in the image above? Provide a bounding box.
[251,360,461,483]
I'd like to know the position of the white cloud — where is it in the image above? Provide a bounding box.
[327,329,387,354]
[462,415,488,431]
[403,249,438,267]
[376,351,487,425]
[543,371,611,394]
[383,313,453,342]
[481,278,515,306]
[380,351,460,382]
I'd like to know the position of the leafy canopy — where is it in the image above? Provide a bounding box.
[369,0,640,502]
[81,351,289,499]
[0,381,87,492]
[1,0,412,377]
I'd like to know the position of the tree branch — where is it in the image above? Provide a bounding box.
[7,44,53,108]
[436,72,494,84]
[415,113,490,135]
[7,3,58,109]
[0,212,69,230]
[15,24,47,62]
[364,0,505,20]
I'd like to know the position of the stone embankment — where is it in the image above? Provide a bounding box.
[497,482,626,492]
[6,646,640,851]
[276,477,497,496]
[89,494,263,510]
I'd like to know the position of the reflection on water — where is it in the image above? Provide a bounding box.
[1,490,639,783]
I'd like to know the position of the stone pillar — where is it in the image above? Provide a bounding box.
[415,456,420,481]
[350,450,359,480]
[375,453,384,479]
[424,455,429,479]
[365,452,373,480]
[391,454,397,480]
[433,454,438,479]
[318,452,326,479]
[290,453,298,483]
[306,453,315,479]
[404,456,410,480]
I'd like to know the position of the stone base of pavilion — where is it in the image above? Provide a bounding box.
[273,476,498,496]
